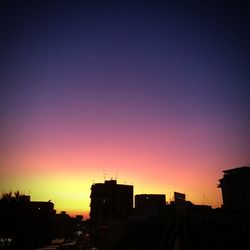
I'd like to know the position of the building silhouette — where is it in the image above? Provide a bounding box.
[173,192,186,204]
[0,193,89,249]
[135,194,166,217]
[218,166,250,210]
[0,194,55,249]
[135,194,166,209]
[90,179,133,249]
[90,180,133,221]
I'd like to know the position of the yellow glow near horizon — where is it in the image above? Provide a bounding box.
[1,155,225,219]
[1,166,223,219]
[1,172,92,217]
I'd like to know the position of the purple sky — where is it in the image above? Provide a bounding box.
[2,1,249,151]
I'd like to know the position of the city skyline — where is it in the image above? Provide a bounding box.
[1,166,249,249]
[1,1,249,217]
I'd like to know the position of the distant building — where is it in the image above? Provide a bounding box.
[218,166,250,210]
[30,201,55,214]
[19,195,31,203]
[135,194,165,217]
[174,192,186,204]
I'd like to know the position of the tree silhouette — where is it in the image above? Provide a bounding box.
[1,191,13,201]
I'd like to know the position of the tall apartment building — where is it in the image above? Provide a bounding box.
[90,179,133,222]
[90,179,133,247]
[218,166,250,210]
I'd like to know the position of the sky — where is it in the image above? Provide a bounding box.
[0,0,249,217]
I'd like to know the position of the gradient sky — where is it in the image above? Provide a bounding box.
[1,0,249,217]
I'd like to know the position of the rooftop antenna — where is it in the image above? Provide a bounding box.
[207,198,209,206]
[103,170,106,182]
[115,171,118,181]
[202,194,205,205]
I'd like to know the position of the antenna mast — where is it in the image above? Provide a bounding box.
[103,170,106,182]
